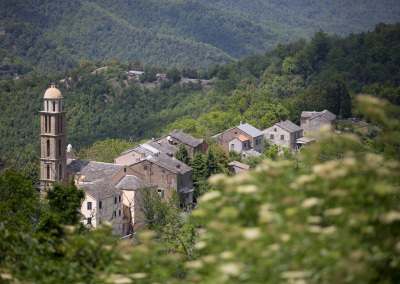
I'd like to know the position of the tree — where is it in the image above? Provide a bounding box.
[166,67,181,83]
[229,150,242,163]
[191,152,206,187]
[0,169,40,233]
[205,148,222,178]
[77,138,134,163]
[37,180,85,235]
[174,143,190,165]
[325,75,352,117]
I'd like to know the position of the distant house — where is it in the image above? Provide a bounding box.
[228,161,250,174]
[128,156,194,207]
[128,70,145,77]
[228,134,250,152]
[300,110,336,136]
[115,175,156,234]
[263,120,303,150]
[214,123,264,153]
[156,130,208,157]
[242,149,262,159]
[67,160,130,235]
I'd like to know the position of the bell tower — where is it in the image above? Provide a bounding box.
[40,84,67,192]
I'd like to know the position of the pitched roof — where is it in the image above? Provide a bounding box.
[146,140,177,156]
[115,175,155,191]
[147,156,192,175]
[236,123,264,137]
[78,178,122,200]
[228,161,250,170]
[169,130,204,148]
[301,110,336,121]
[67,160,123,182]
[130,155,192,175]
[243,149,262,157]
[276,120,303,133]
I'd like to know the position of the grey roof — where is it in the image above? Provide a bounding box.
[296,137,317,144]
[67,159,123,182]
[301,110,336,121]
[276,120,303,133]
[236,123,264,138]
[118,145,153,157]
[169,130,204,148]
[148,156,192,175]
[115,175,155,191]
[243,149,262,157]
[146,140,178,156]
[228,161,250,170]
[130,155,192,175]
[320,110,336,121]
[78,178,122,200]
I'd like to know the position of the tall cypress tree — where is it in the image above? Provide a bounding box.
[191,151,206,185]
[174,143,190,165]
[205,148,222,178]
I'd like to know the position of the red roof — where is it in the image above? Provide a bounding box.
[236,134,249,142]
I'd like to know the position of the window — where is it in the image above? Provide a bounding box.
[256,138,260,145]
[124,168,126,173]
[59,165,62,179]
[87,202,92,210]
[281,135,284,140]
[270,134,274,140]
[231,144,234,149]
[119,210,121,216]
[243,142,247,148]
[49,116,51,132]
[60,116,62,133]
[114,197,117,204]
[113,211,116,218]
[234,132,237,134]
[47,165,50,179]
[87,217,92,225]
[56,116,59,134]
[47,101,49,112]
[274,128,277,132]
[45,116,48,132]
[99,201,102,209]
[167,175,173,184]
[53,101,55,112]
[59,139,62,157]
[99,219,102,225]
[119,195,121,203]
[158,189,164,198]
[47,140,50,157]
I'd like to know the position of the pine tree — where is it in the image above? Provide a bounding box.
[174,143,190,165]
[205,148,222,178]
[191,151,206,185]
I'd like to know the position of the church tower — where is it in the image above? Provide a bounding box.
[40,84,67,191]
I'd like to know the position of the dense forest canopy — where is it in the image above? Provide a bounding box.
[0,23,399,165]
[0,0,399,76]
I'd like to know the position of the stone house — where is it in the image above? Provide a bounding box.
[79,179,123,235]
[242,149,262,159]
[228,134,251,152]
[128,156,194,207]
[228,161,250,174]
[263,120,303,150]
[115,175,156,235]
[67,159,154,236]
[155,130,208,157]
[300,110,337,136]
[214,123,264,153]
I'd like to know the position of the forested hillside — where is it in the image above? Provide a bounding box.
[1,23,399,166]
[0,0,399,77]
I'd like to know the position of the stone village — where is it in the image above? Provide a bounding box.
[39,84,336,236]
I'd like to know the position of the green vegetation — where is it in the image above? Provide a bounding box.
[1,1,399,77]
[1,95,399,283]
